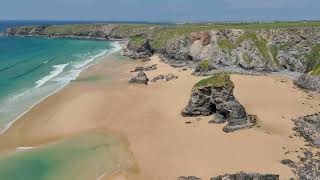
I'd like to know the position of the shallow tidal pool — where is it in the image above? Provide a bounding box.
[0,132,134,180]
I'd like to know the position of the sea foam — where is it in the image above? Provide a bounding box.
[35,63,69,88]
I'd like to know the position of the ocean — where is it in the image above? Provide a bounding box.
[0,21,127,180]
[0,21,121,132]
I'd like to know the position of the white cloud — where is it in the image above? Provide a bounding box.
[224,0,306,9]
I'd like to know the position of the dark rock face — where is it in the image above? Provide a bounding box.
[177,176,202,180]
[182,73,256,132]
[163,36,193,61]
[129,71,149,85]
[294,75,320,92]
[292,112,320,148]
[210,172,280,180]
[124,39,153,59]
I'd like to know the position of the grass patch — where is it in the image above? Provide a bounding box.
[236,32,273,64]
[199,60,210,70]
[242,53,252,64]
[194,72,233,89]
[43,24,97,35]
[270,42,294,66]
[129,35,145,47]
[305,44,320,74]
[310,64,320,75]
[218,37,235,50]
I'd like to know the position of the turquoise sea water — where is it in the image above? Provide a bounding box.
[0,36,121,132]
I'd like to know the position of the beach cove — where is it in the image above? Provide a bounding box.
[0,47,319,179]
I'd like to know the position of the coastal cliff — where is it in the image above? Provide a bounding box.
[5,22,320,90]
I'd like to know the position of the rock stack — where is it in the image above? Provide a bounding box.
[182,72,256,132]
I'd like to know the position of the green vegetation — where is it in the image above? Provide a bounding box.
[129,35,145,47]
[270,43,297,67]
[199,60,210,70]
[194,72,233,89]
[305,44,320,75]
[237,32,270,59]
[43,24,97,34]
[310,64,320,75]
[242,53,252,65]
[218,37,235,50]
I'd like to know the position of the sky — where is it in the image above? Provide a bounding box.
[0,0,319,22]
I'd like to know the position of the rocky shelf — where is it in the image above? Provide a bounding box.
[178,172,280,180]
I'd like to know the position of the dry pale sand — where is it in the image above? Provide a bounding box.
[0,54,319,180]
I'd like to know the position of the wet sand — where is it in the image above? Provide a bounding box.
[0,53,319,179]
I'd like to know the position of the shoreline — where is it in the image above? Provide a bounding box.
[0,40,123,135]
[0,53,319,179]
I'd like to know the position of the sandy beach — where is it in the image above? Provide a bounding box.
[0,52,319,180]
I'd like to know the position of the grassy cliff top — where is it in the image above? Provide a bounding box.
[194,72,234,89]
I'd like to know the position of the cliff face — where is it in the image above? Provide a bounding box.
[159,28,320,75]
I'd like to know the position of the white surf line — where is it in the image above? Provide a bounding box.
[35,63,69,88]
[0,41,122,135]
[16,146,36,151]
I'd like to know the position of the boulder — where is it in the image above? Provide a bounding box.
[294,74,320,92]
[131,66,144,72]
[144,64,157,71]
[151,75,165,83]
[151,74,178,83]
[131,64,157,72]
[177,176,201,180]
[211,172,279,180]
[182,73,256,132]
[129,71,149,85]
[165,73,178,81]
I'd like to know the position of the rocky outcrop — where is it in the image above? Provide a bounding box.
[178,173,279,180]
[210,172,279,180]
[123,38,153,59]
[151,74,178,83]
[159,28,320,76]
[177,176,201,180]
[285,113,320,180]
[129,71,149,85]
[131,64,157,72]
[294,74,320,92]
[292,112,320,148]
[182,72,256,132]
